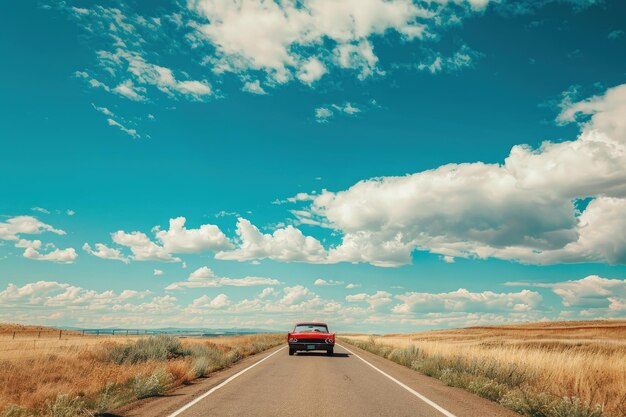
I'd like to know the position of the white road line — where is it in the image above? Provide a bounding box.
[167,345,286,417]
[338,344,458,417]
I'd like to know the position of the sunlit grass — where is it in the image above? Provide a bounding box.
[0,327,283,417]
[342,320,626,417]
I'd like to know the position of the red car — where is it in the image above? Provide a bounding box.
[287,322,335,355]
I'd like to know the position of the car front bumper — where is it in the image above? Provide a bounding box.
[289,342,334,351]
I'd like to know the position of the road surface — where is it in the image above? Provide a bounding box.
[117,343,520,417]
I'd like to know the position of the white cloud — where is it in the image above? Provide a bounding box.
[0,281,68,304]
[188,0,432,84]
[314,278,344,286]
[280,285,316,305]
[88,217,233,263]
[111,230,181,262]
[83,243,130,263]
[92,103,115,117]
[153,269,164,276]
[242,80,267,94]
[0,281,151,310]
[107,118,140,139]
[215,218,327,263]
[345,283,361,289]
[417,45,478,74]
[296,83,626,266]
[505,275,626,311]
[392,288,542,314]
[441,255,455,263]
[0,216,65,241]
[297,57,327,84]
[66,209,75,216]
[31,207,50,214]
[113,80,145,101]
[346,291,393,309]
[23,246,78,264]
[315,102,362,123]
[165,266,280,290]
[155,217,233,253]
[314,107,333,123]
[189,293,231,309]
[0,216,75,263]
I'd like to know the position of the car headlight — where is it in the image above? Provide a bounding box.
[325,338,334,344]
[289,337,298,342]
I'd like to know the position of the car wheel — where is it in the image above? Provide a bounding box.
[326,348,333,355]
[289,348,295,356]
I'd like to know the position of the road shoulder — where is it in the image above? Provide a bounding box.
[111,344,286,417]
[338,343,521,417]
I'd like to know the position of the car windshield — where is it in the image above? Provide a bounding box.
[294,324,328,333]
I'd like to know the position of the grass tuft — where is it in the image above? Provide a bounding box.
[45,394,89,417]
[133,367,173,399]
[108,335,187,364]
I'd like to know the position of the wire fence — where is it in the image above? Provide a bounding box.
[0,329,262,342]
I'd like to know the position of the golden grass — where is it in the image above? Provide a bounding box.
[344,320,626,417]
[0,325,284,416]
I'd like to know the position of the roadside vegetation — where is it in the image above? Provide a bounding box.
[342,320,626,417]
[0,328,283,417]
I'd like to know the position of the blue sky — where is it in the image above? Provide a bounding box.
[1,0,625,332]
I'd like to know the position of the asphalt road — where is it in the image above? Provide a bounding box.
[119,344,521,417]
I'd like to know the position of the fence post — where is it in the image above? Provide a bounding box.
[38,331,41,339]
[59,329,62,339]
[112,330,115,336]
[12,331,15,340]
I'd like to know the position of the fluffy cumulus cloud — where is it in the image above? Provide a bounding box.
[165,266,281,290]
[0,216,77,263]
[84,217,233,263]
[506,275,626,313]
[314,279,344,286]
[187,0,432,84]
[346,291,393,309]
[3,277,619,330]
[188,293,231,310]
[83,243,129,263]
[0,216,65,241]
[392,288,542,314]
[23,246,78,264]
[75,84,626,268]
[277,82,626,267]
[215,218,327,263]
[155,217,233,253]
[111,230,181,263]
[0,281,152,310]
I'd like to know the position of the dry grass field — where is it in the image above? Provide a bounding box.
[0,324,283,416]
[343,320,626,417]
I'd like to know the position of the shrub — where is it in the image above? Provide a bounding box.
[1,405,30,417]
[193,357,211,378]
[133,368,173,399]
[108,335,187,364]
[45,395,88,417]
[553,397,603,417]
